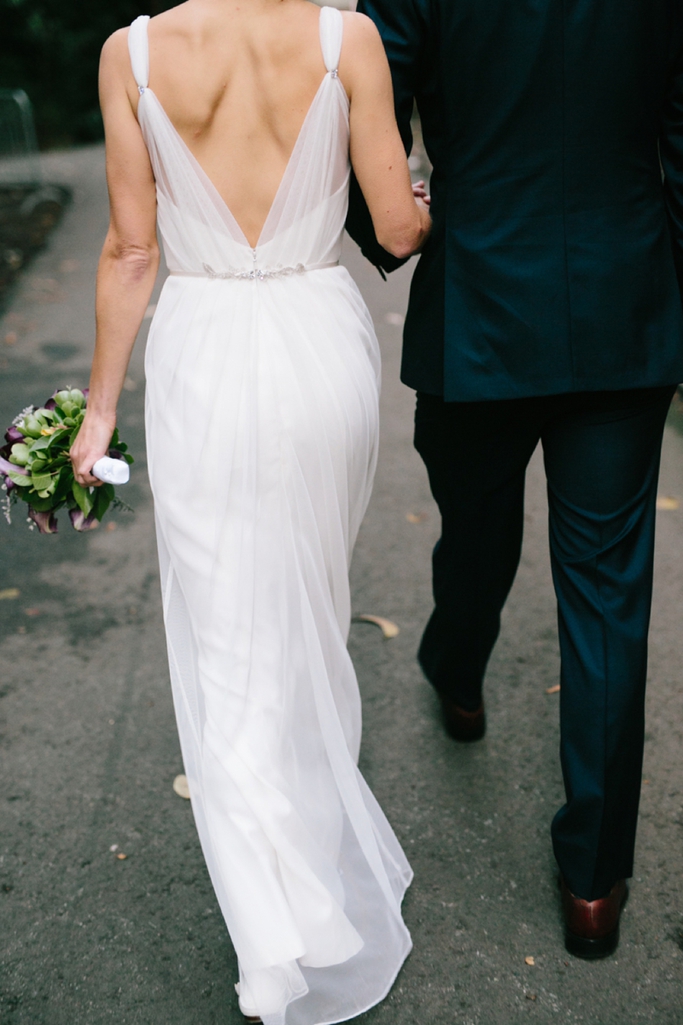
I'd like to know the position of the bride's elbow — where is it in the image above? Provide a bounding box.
[380,236,417,260]
[377,220,430,261]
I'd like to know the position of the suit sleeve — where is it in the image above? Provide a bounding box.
[661,45,683,296]
[345,0,429,274]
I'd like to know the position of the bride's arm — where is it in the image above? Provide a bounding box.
[70,31,159,487]
[343,14,431,260]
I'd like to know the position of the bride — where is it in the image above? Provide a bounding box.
[70,1,430,1022]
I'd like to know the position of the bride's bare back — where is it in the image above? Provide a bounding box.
[97,0,428,260]
[140,0,330,245]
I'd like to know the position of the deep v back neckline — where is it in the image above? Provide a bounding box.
[129,8,345,250]
[146,76,331,250]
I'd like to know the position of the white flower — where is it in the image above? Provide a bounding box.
[12,405,35,426]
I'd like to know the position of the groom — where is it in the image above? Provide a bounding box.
[347,0,683,959]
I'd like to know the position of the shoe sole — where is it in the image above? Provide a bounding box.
[444,721,486,742]
[564,925,619,960]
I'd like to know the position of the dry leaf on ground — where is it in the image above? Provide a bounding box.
[406,512,427,524]
[116,853,127,860]
[0,588,20,600]
[525,956,535,966]
[173,774,191,800]
[546,684,561,695]
[352,614,400,639]
[656,496,679,511]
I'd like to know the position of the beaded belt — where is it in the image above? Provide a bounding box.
[170,260,339,282]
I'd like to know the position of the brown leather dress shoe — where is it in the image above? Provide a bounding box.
[561,877,628,959]
[439,696,486,741]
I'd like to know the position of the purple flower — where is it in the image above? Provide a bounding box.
[4,425,24,444]
[0,455,28,477]
[69,508,100,532]
[44,397,57,410]
[4,477,16,494]
[28,507,58,534]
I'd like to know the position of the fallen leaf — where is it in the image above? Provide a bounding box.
[105,522,117,532]
[173,774,191,800]
[525,992,537,1001]
[109,844,119,852]
[524,956,535,966]
[353,614,400,639]
[656,496,679,511]
[4,332,17,346]
[116,852,127,860]
[384,312,405,328]
[24,608,41,617]
[0,588,20,600]
[406,512,427,524]
[643,779,650,785]
[546,684,561,695]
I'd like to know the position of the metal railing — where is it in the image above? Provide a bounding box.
[0,89,41,186]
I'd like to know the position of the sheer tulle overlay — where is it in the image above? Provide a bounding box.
[128,9,412,1024]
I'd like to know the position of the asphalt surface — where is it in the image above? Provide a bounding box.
[1,145,682,1025]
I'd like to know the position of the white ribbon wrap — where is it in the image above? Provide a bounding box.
[92,456,130,485]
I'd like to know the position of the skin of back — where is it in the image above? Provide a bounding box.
[70,0,430,484]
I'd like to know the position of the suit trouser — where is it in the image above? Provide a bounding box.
[413,386,675,901]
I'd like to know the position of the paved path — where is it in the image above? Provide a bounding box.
[1,146,682,1025]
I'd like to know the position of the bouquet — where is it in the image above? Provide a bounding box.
[0,387,133,534]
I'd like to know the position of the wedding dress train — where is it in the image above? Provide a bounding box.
[128,8,412,1024]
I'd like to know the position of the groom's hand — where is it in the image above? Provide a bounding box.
[412,180,431,207]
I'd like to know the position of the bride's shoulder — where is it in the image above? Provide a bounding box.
[99,7,182,83]
[341,10,383,42]
[338,11,387,89]
[99,27,132,91]
[100,5,181,54]
[340,11,385,61]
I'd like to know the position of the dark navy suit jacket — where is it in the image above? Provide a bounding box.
[346,0,683,401]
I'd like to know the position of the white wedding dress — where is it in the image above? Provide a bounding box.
[128,8,412,1024]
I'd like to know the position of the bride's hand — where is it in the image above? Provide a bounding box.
[412,180,431,207]
[69,411,116,487]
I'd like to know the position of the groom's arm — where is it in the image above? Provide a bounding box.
[662,43,683,296]
[346,0,430,274]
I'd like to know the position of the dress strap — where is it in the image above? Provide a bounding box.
[319,6,343,77]
[128,15,151,94]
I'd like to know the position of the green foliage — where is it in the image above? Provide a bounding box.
[0,0,179,148]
